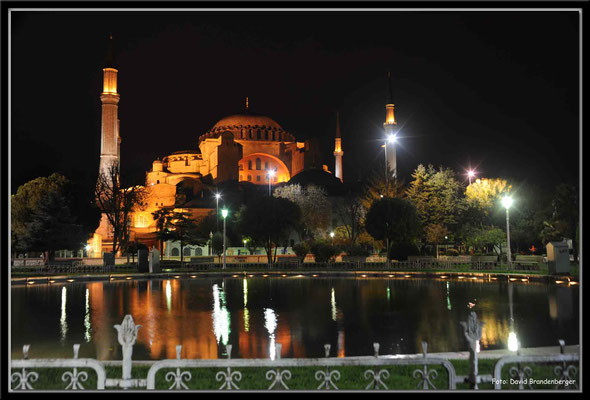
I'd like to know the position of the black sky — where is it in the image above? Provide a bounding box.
[10,9,580,191]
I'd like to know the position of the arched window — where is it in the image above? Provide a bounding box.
[183,247,191,256]
[248,160,252,170]
[248,175,252,182]
[194,248,203,256]
[171,248,179,256]
[265,131,268,140]
[257,175,261,182]
[256,158,261,170]
[257,130,261,140]
[265,161,269,170]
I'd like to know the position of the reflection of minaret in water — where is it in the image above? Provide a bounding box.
[383,72,397,178]
[99,34,121,180]
[333,112,343,182]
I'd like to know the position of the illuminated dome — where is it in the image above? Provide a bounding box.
[199,112,296,143]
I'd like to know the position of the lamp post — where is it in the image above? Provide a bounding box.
[222,208,228,269]
[502,195,513,269]
[243,238,247,255]
[215,193,221,232]
[267,169,276,196]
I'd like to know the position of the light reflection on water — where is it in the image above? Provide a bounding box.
[11,277,579,360]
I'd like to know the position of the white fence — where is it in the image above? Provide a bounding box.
[10,312,579,391]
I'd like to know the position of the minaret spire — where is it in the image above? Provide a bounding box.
[383,71,397,178]
[99,34,121,182]
[334,111,343,182]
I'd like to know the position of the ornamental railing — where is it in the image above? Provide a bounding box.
[10,312,579,391]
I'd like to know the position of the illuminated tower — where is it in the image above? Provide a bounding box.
[98,34,121,181]
[383,72,397,178]
[333,112,343,182]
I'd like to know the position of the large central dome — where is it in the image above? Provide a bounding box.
[212,113,283,130]
[199,111,296,143]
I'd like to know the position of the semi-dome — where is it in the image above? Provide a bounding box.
[199,111,296,143]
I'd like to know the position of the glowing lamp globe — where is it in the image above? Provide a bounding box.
[268,170,276,177]
[467,170,475,178]
[221,209,229,219]
[501,196,513,209]
[215,193,221,200]
[508,332,519,352]
[387,134,396,143]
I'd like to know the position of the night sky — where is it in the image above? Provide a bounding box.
[10,9,580,191]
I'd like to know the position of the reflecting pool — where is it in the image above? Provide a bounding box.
[11,277,579,360]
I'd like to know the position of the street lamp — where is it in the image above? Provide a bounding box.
[330,231,335,238]
[215,193,221,231]
[221,208,229,269]
[467,169,476,185]
[267,169,276,196]
[501,195,514,269]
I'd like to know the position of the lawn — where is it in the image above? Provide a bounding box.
[10,358,579,390]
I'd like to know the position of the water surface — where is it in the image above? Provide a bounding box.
[11,277,579,360]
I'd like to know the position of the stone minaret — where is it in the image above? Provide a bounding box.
[383,72,397,178]
[99,34,120,181]
[333,112,343,182]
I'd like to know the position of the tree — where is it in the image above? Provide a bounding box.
[333,192,365,246]
[151,208,173,260]
[407,165,465,235]
[361,168,405,210]
[11,173,88,262]
[425,223,450,245]
[237,195,301,265]
[462,225,506,256]
[14,189,86,263]
[541,183,579,258]
[273,184,330,239]
[156,211,205,264]
[365,197,421,260]
[465,178,512,216]
[211,232,227,262]
[95,163,147,255]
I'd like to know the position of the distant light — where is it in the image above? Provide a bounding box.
[268,170,276,177]
[501,196,513,209]
[467,170,476,178]
[330,231,335,238]
[221,208,229,218]
[508,332,519,352]
[215,193,221,200]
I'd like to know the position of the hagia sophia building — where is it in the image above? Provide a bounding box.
[88,36,397,257]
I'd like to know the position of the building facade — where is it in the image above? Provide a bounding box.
[89,40,342,256]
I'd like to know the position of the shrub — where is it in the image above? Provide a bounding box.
[445,248,460,256]
[292,242,309,261]
[344,245,370,257]
[389,242,420,261]
[310,240,340,263]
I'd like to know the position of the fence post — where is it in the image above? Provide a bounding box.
[114,315,141,388]
[460,312,484,389]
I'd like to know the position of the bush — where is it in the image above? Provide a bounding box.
[344,245,370,257]
[310,240,340,263]
[292,242,309,261]
[445,248,460,256]
[389,242,420,261]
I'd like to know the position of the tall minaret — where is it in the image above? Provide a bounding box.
[383,72,397,178]
[333,112,343,182]
[99,34,121,181]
